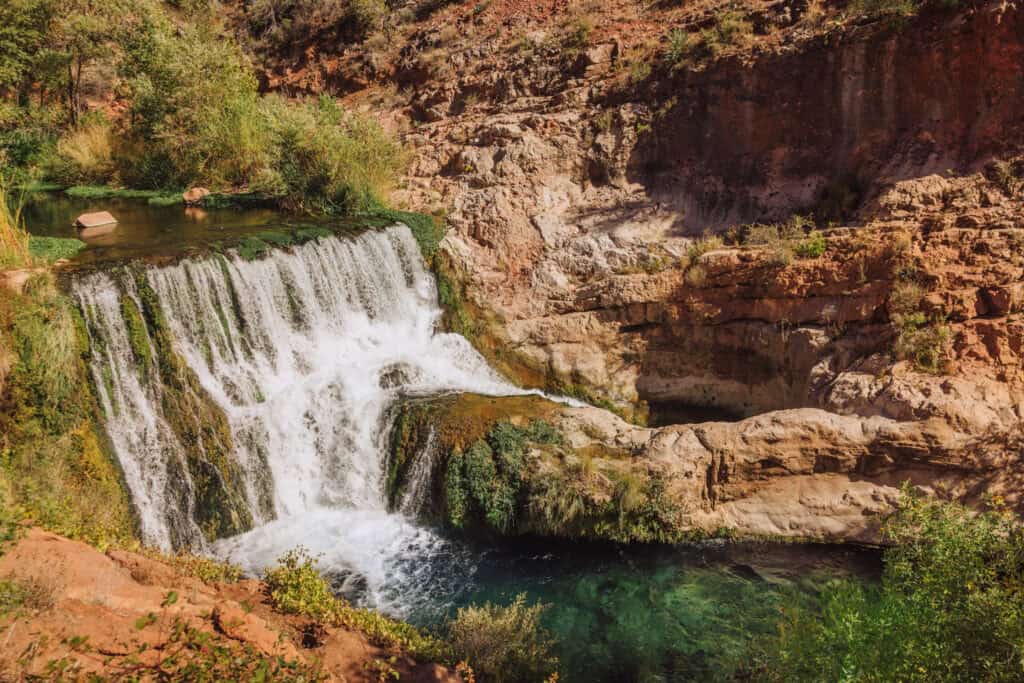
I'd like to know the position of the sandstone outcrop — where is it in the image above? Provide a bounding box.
[390,393,1022,543]
[256,0,1024,536]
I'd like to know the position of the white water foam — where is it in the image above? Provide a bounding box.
[78,225,536,610]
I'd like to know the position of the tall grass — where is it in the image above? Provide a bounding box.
[43,118,117,187]
[0,180,31,269]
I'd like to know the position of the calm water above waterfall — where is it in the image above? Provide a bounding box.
[64,220,879,681]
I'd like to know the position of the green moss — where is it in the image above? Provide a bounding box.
[28,236,86,263]
[362,207,447,262]
[134,274,254,541]
[0,275,137,549]
[294,226,334,243]
[236,236,270,261]
[256,230,294,247]
[120,295,152,378]
[64,185,179,202]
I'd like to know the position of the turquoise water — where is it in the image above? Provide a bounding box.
[404,538,880,682]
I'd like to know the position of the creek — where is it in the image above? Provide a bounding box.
[28,203,879,681]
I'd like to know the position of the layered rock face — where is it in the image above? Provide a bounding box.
[390,393,1021,543]
[264,0,1024,538]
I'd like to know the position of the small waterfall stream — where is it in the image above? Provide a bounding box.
[72,225,522,610]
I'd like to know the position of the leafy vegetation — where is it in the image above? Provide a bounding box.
[448,594,559,683]
[0,1,406,217]
[889,280,951,373]
[0,274,136,549]
[27,235,85,263]
[264,548,449,662]
[757,487,1024,682]
[443,420,564,533]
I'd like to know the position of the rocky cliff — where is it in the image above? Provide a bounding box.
[248,0,1024,539]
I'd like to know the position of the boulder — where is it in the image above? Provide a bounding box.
[183,187,211,206]
[74,211,117,229]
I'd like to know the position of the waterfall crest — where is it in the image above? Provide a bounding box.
[74,225,518,557]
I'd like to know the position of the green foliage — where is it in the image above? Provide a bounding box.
[264,548,449,661]
[794,230,827,259]
[448,594,559,683]
[684,232,724,268]
[664,28,691,67]
[759,488,1024,682]
[444,421,563,533]
[27,235,84,263]
[0,275,136,548]
[890,281,950,373]
[666,11,754,65]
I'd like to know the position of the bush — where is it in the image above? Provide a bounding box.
[443,421,563,533]
[42,117,117,186]
[264,548,448,661]
[889,281,950,373]
[758,487,1024,682]
[794,230,827,259]
[664,28,692,67]
[448,594,559,683]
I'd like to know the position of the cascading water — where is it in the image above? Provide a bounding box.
[74,225,525,613]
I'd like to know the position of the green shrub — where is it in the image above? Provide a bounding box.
[758,487,1024,682]
[889,281,950,373]
[443,421,563,533]
[448,594,559,683]
[664,28,692,67]
[264,548,448,661]
[794,230,827,259]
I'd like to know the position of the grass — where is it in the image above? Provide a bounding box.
[0,274,137,549]
[64,185,180,202]
[28,236,86,263]
[0,181,32,268]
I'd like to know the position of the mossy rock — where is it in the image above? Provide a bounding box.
[387,393,688,544]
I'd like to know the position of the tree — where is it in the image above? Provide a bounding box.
[759,487,1024,682]
[0,0,53,102]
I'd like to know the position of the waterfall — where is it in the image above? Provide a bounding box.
[73,226,520,582]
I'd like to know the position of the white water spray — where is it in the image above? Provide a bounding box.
[75,225,529,611]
